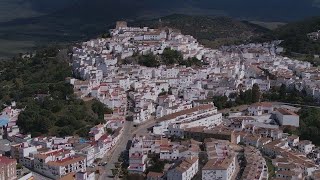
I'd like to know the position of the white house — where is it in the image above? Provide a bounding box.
[297,140,315,154]
[286,135,299,147]
[248,102,273,116]
[75,171,95,180]
[128,152,148,173]
[88,124,106,141]
[153,104,222,135]
[159,145,180,160]
[202,154,236,180]
[33,149,86,179]
[74,144,95,166]
[167,157,199,180]
[275,108,299,127]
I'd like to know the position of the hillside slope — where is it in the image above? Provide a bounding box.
[275,17,320,55]
[133,14,270,48]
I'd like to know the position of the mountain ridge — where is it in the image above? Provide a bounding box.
[0,0,320,58]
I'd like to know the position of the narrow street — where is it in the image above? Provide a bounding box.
[99,121,133,180]
[132,116,156,135]
[99,117,157,180]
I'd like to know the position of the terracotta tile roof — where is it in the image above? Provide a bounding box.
[35,149,71,159]
[147,171,163,178]
[203,155,235,170]
[277,108,298,116]
[47,156,85,167]
[174,157,198,173]
[0,156,16,165]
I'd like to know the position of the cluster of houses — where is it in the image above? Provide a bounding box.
[0,103,126,179]
[129,131,267,180]
[129,135,200,179]
[69,22,320,180]
[229,103,320,180]
[124,99,320,180]
[0,102,22,141]
[2,21,320,180]
[72,22,320,130]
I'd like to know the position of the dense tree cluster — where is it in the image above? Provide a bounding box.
[161,48,184,65]
[297,108,320,145]
[262,84,320,145]
[235,84,261,105]
[132,48,204,67]
[0,46,112,137]
[208,84,261,110]
[275,17,320,55]
[137,54,160,67]
[180,57,204,67]
[146,154,168,173]
[283,108,320,146]
[263,84,315,105]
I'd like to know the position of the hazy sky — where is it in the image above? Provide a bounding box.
[1,0,320,23]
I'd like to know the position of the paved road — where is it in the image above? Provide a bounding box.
[99,117,157,180]
[272,102,320,108]
[132,116,156,135]
[99,121,133,180]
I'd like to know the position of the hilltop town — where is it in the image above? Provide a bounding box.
[1,21,320,180]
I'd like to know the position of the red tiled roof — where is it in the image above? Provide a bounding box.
[0,156,16,165]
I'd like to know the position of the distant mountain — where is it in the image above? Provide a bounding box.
[0,0,76,22]
[184,0,320,21]
[1,0,320,23]
[23,0,78,13]
[0,0,320,58]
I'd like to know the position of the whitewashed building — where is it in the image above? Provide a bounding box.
[275,108,299,127]
[153,104,222,135]
[202,154,236,180]
[167,158,199,180]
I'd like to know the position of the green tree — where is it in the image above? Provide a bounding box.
[138,54,160,67]
[252,84,261,103]
[91,100,113,120]
[161,48,183,65]
[279,84,287,98]
[4,46,113,137]
[106,128,113,135]
[58,126,75,137]
[212,96,228,110]
[243,89,252,104]
[180,57,203,67]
